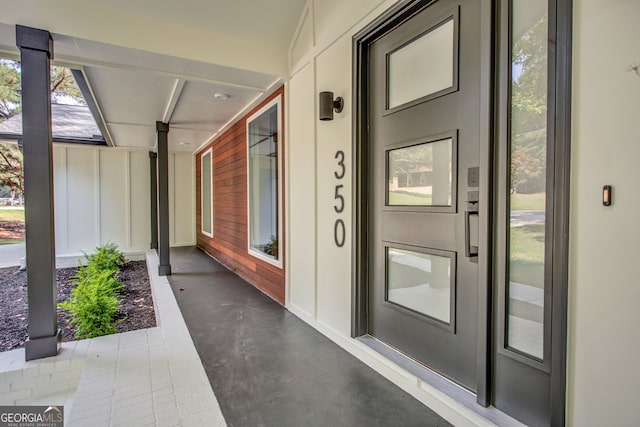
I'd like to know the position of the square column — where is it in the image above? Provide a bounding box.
[16,25,61,360]
[156,122,171,275]
[149,151,158,250]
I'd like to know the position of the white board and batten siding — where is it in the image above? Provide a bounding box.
[53,144,195,265]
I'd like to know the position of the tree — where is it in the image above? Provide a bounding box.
[0,59,84,123]
[0,59,20,121]
[0,143,23,204]
[0,58,84,201]
[510,15,548,194]
[50,66,83,104]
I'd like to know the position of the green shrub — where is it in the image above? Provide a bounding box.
[59,269,120,339]
[59,243,127,339]
[84,242,126,272]
[74,262,124,294]
[262,235,278,257]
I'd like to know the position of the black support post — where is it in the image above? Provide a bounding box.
[149,151,158,250]
[156,122,171,276]
[16,25,61,361]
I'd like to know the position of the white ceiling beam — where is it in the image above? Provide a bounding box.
[55,53,267,92]
[167,125,216,131]
[105,122,214,132]
[105,122,154,128]
[1,43,268,91]
[162,79,185,123]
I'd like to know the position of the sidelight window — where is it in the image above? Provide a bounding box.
[505,0,548,361]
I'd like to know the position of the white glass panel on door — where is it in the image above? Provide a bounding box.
[388,18,455,109]
[387,138,453,206]
[386,247,452,323]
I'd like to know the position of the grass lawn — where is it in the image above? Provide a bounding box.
[0,239,22,245]
[0,208,25,223]
[388,191,433,205]
[509,193,545,287]
[0,208,25,245]
[509,222,545,288]
[511,192,545,211]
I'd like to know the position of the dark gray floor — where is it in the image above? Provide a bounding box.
[167,247,451,427]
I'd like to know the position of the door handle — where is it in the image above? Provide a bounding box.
[464,191,480,258]
[465,203,479,258]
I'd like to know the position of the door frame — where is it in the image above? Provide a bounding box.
[351,0,572,423]
[547,0,572,423]
[351,0,494,406]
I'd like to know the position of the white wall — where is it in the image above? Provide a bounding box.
[168,152,196,247]
[287,0,640,426]
[287,62,315,314]
[54,144,149,257]
[287,0,392,343]
[53,145,195,259]
[568,1,640,425]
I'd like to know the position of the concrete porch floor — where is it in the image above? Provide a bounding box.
[168,247,451,427]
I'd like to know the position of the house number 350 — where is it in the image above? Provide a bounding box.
[334,150,346,248]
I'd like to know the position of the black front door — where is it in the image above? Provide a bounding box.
[367,0,486,392]
[356,0,570,425]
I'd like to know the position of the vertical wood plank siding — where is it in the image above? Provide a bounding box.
[195,87,286,304]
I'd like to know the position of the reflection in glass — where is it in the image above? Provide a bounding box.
[388,18,455,109]
[248,102,279,260]
[201,151,212,236]
[387,138,452,206]
[507,0,547,360]
[387,248,451,323]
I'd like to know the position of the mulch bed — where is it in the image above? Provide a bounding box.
[0,261,156,352]
[0,221,24,240]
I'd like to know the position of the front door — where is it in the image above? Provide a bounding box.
[367,0,486,391]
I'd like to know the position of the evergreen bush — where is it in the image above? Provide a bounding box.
[74,262,124,294]
[59,243,127,339]
[59,269,120,338]
[84,242,126,272]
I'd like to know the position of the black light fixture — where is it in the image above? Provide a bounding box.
[319,91,344,121]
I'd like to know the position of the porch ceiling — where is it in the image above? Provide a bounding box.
[0,0,306,152]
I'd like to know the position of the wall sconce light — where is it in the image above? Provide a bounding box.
[319,91,344,121]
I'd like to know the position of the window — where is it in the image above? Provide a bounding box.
[506,0,548,361]
[386,137,454,207]
[387,17,456,110]
[201,148,213,237]
[246,96,282,267]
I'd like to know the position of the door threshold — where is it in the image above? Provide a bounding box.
[358,336,524,427]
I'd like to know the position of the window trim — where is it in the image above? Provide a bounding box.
[245,95,283,268]
[200,147,213,238]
